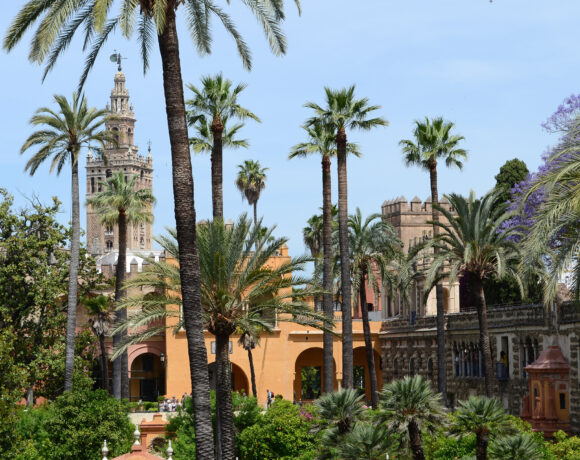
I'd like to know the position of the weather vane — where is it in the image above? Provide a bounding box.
[109,50,126,71]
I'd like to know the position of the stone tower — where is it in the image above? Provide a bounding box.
[86,67,153,256]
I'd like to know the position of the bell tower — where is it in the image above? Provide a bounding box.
[86,56,154,256]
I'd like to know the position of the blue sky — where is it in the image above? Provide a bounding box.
[1,1,579,260]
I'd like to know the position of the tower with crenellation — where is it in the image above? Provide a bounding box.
[86,62,153,256]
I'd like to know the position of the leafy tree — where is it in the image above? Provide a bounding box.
[494,158,529,206]
[400,116,467,405]
[235,160,268,226]
[548,430,580,460]
[379,375,446,460]
[19,93,111,392]
[87,171,155,399]
[290,121,359,394]
[449,396,514,460]
[0,190,98,404]
[237,400,319,460]
[427,191,521,397]
[305,86,387,388]
[187,74,260,219]
[348,208,400,407]
[5,2,300,457]
[15,390,133,460]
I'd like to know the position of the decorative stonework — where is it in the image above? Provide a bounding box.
[86,69,154,256]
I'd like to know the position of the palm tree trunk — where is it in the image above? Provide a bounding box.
[116,210,129,400]
[99,334,109,393]
[216,332,235,460]
[337,127,353,389]
[211,113,224,220]
[322,155,334,394]
[476,433,488,460]
[359,271,378,408]
[408,419,426,460]
[253,200,258,227]
[471,274,495,397]
[429,162,447,406]
[64,158,80,392]
[247,347,257,397]
[158,11,215,460]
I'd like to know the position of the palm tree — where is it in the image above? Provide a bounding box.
[449,396,514,460]
[305,86,387,388]
[488,433,542,460]
[382,245,423,318]
[237,325,260,398]
[348,208,400,408]
[197,215,328,459]
[189,116,249,155]
[399,116,467,404]
[520,142,580,303]
[303,213,324,258]
[427,191,521,397]
[379,375,446,460]
[290,122,359,394]
[339,422,392,460]
[235,160,268,226]
[114,220,330,459]
[186,74,260,219]
[86,172,155,399]
[83,294,114,392]
[20,93,112,392]
[6,3,299,457]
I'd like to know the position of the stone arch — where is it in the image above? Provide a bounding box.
[129,351,165,402]
[294,348,338,402]
[353,347,383,401]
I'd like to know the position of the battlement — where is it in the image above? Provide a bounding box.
[381,195,454,216]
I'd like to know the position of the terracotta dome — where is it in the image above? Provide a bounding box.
[525,345,570,373]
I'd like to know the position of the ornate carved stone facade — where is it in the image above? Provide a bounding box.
[86,68,153,256]
[380,196,580,434]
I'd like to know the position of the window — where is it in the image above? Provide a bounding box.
[560,393,566,410]
[90,177,95,193]
[105,240,113,252]
[106,169,112,178]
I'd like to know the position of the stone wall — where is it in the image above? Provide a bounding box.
[380,303,580,433]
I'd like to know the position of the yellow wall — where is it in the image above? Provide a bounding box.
[163,245,383,405]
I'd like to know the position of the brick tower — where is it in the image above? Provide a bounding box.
[86,62,153,256]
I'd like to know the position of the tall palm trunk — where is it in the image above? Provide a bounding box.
[116,210,129,400]
[322,155,334,394]
[408,419,426,460]
[247,346,257,397]
[211,113,224,219]
[216,332,236,460]
[476,433,488,460]
[253,200,257,226]
[470,274,494,397]
[429,161,447,405]
[64,157,80,392]
[336,127,353,389]
[99,334,109,392]
[359,270,378,408]
[157,11,214,460]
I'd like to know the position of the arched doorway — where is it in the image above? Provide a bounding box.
[294,348,338,403]
[130,353,165,402]
[353,347,383,403]
[207,362,250,395]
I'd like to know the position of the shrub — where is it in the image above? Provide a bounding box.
[236,400,319,460]
[548,431,580,460]
[13,389,133,460]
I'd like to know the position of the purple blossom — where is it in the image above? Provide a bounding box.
[541,94,580,134]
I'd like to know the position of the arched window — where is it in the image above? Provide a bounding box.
[106,169,112,178]
[90,177,95,193]
[105,240,113,252]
